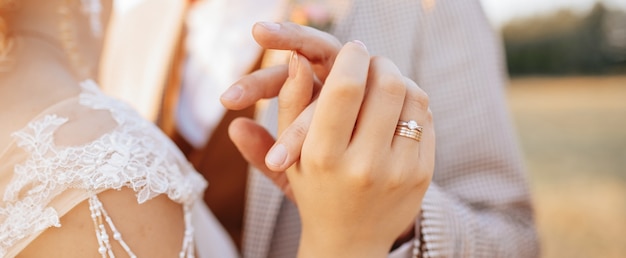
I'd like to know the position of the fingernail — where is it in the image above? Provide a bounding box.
[258,21,281,31]
[221,85,243,102]
[266,144,287,167]
[289,51,299,78]
[352,40,367,50]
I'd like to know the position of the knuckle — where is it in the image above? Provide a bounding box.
[310,26,342,50]
[386,164,413,189]
[282,22,306,49]
[386,175,405,190]
[327,78,363,100]
[346,169,375,188]
[413,167,433,187]
[278,85,311,111]
[370,55,393,66]
[278,94,302,111]
[423,108,434,124]
[235,76,254,90]
[410,87,430,111]
[382,154,431,189]
[370,56,400,73]
[369,56,406,98]
[321,37,342,65]
[377,73,407,98]
[328,36,343,50]
[345,159,378,187]
[305,150,338,171]
[285,122,308,142]
[284,21,303,32]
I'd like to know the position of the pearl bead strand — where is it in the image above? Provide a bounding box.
[89,195,137,258]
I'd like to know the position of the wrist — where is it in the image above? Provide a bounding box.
[391,212,421,251]
[298,229,391,258]
[391,221,415,250]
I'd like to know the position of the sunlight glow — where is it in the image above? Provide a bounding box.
[480,0,626,27]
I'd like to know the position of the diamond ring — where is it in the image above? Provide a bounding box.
[395,120,423,142]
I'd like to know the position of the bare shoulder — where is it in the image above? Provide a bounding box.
[19,188,186,257]
[4,84,206,257]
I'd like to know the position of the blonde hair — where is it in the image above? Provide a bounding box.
[0,0,14,68]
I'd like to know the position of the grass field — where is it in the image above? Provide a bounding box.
[507,76,626,258]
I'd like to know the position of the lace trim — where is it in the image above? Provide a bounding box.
[0,81,207,257]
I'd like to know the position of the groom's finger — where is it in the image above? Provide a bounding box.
[253,21,342,81]
[224,22,341,111]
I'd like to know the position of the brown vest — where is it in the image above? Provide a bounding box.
[168,108,253,251]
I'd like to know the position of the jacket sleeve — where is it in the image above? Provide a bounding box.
[388,0,539,256]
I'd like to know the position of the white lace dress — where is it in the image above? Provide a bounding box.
[0,81,238,258]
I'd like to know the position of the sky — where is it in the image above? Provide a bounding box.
[479,0,626,27]
[114,0,626,28]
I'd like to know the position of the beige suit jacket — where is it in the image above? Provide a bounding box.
[243,1,539,257]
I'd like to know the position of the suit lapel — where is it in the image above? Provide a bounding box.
[243,169,284,258]
[242,100,284,258]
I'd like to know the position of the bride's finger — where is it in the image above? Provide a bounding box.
[391,77,433,158]
[351,56,406,150]
[305,41,370,157]
[221,65,288,110]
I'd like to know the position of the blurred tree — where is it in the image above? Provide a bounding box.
[503,3,626,76]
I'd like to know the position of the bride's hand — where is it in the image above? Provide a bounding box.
[284,41,434,257]
[224,23,434,250]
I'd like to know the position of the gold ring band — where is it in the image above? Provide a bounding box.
[395,129,422,138]
[394,120,423,142]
